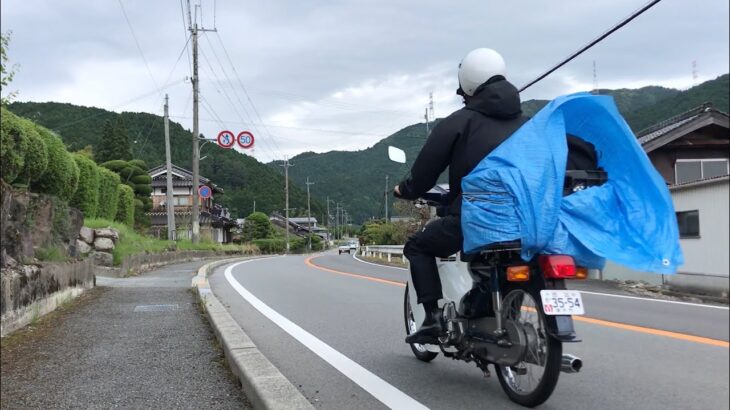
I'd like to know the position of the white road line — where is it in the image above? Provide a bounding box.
[352,250,409,271]
[578,290,729,310]
[352,251,727,310]
[224,260,429,410]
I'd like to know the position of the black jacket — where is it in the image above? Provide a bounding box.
[397,76,528,214]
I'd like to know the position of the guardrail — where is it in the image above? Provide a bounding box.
[362,245,407,264]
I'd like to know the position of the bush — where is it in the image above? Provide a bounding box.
[97,167,120,220]
[130,174,151,185]
[242,212,273,241]
[128,159,148,170]
[133,198,150,229]
[70,153,100,218]
[115,184,135,226]
[252,238,287,254]
[100,160,128,173]
[32,126,79,201]
[0,107,28,183]
[17,118,48,185]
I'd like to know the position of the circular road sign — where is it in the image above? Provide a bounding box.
[198,185,212,199]
[237,131,255,149]
[217,130,235,148]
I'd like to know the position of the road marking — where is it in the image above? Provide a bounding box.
[577,290,729,310]
[309,256,729,348]
[352,251,409,271]
[573,316,730,348]
[224,260,429,410]
[305,256,406,287]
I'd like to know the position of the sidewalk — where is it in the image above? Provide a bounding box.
[1,260,249,410]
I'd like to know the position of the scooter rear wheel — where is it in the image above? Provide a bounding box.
[403,284,438,362]
[495,289,562,407]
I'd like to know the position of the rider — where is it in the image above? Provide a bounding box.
[394,48,528,344]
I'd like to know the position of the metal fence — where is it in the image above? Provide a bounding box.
[362,245,407,264]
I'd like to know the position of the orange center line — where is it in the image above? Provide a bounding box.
[304,255,729,348]
[305,255,406,288]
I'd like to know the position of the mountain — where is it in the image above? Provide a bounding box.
[7,102,325,219]
[271,74,729,223]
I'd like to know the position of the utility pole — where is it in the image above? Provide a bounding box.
[429,92,434,122]
[335,203,340,240]
[306,177,314,252]
[384,175,389,223]
[424,108,430,135]
[186,0,216,243]
[164,94,176,240]
[252,200,256,214]
[280,158,292,253]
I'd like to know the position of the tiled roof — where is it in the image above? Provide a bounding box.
[636,103,728,146]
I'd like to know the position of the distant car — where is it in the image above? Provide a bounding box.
[338,241,359,255]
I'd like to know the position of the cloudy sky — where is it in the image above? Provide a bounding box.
[2,0,728,162]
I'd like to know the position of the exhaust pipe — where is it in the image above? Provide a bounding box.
[561,354,583,373]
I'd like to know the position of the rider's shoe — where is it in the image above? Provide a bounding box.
[405,308,443,345]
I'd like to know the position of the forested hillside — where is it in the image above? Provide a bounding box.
[7,102,325,219]
[274,74,729,223]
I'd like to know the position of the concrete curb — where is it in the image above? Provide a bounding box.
[193,258,314,410]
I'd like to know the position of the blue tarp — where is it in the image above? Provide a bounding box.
[461,92,683,274]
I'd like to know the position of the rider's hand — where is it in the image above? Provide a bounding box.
[393,185,401,197]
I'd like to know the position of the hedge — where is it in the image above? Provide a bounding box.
[115,184,135,226]
[70,153,100,218]
[17,118,48,185]
[97,167,121,220]
[100,160,128,173]
[31,126,79,201]
[0,107,28,183]
[128,159,148,169]
[252,238,287,254]
[130,174,152,185]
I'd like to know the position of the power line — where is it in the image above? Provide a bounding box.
[214,31,287,157]
[117,0,160,92]
[520,0,663,92]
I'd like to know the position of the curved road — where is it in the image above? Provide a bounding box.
[208,252,729,409]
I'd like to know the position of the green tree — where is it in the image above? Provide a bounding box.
[1,31,19,105]
[115,184,135,226]
[95,118,131,163]
[242,212,273,241]
[0,107,28,183]
[97,167,120,220]
[17,117,48,185]
[70,154,100,218]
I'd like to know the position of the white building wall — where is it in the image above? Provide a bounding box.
[671,180,729,276]
[600,179,729,296]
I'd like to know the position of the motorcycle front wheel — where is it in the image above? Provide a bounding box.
[403,284,438,362]
[495,289,562,408]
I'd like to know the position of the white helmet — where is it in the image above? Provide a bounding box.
[458,48,507,97]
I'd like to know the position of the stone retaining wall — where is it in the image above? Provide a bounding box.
[1,258,95,337]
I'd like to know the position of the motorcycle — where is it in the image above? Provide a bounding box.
[389,146,606,407]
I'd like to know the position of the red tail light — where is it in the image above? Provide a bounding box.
[539,255,576,279]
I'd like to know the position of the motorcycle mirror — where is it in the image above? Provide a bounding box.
[388,146,406,164]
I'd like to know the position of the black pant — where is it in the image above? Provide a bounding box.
[403,215,463,304]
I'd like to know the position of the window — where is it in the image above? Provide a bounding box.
[676,210,700,238]
[675,159,729,184]
[176,196,190,206]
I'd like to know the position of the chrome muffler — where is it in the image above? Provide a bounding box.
[561,354,583,373]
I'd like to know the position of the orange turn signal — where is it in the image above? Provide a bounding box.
[574,267,588,279]
[507,266,530,282]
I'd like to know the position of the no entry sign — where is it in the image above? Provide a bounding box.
[217,130,235,148]
[198,185,212,199]
[237,131,254,149]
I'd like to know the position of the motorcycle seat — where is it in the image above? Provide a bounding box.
[460,240,522,262]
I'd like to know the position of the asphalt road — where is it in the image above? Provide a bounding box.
[209,252,729,410]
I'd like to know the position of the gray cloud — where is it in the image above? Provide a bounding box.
[2,0,728,162]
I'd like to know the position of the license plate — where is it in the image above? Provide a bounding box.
[540,290,585,316]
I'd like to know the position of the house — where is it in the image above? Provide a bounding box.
[147,164,237,243]
[602,103,729,296]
